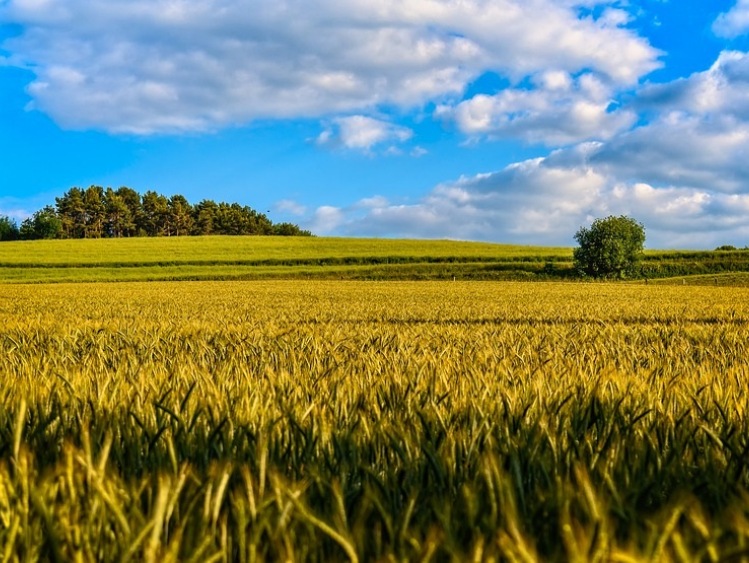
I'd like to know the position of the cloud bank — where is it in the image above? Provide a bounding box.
[305,47,749,248]
[308,149,749,248]
[1,0,659,133]
[441,71,637,146]
[5,0,749,248]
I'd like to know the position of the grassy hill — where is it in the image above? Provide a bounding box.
[0,236,571,283]
[0,236,748,283]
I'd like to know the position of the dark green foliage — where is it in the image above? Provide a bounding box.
[273,222,313,236]
[19,206,63,240]
[715,245,737,251]
[140,190,170,236]
[103,187,136,237]
[55,186,87,238]
[573,215,645,278]
[167,194,194,236]
[9,186,313,241]
[0,215,19,241]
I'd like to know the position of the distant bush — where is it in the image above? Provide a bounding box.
[715,245,737,251]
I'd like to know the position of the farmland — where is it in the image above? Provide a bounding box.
[0,236,568,283]
[2,235,749,283]
[1,280,749,560]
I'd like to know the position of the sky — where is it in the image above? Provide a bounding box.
[2,1,749,248]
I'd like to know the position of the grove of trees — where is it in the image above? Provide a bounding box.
[0,186,312,240]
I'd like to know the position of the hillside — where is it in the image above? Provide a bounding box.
[1,236,748,283]
[0,236,570,283]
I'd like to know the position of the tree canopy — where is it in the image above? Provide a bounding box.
[0,215,20,241]
[573,215,645,278]
[20,207,63,241]
[7,186,312,240]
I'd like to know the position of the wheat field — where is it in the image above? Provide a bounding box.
[1,280,748,561]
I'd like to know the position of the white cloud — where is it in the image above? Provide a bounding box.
[714,0,749,38]
[596,51,749,193]
[357,196,390,209]
[317,116,413,152]
[442,71,636,145]
[0,0,660,134]
[275,199,307,216]
[309,205,345,235]
[589,114,749,194]
[637,51,749,121]
[304,48,749,248]
[316,147,749,247]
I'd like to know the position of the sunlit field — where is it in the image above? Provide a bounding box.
[1,280,749,560]
[0,236,568,265]
[2,236,749,284]
[0,236,575,283]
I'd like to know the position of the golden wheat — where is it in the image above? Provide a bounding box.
[0,281,748,560]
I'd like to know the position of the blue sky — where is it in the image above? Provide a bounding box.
[2,0,749,248]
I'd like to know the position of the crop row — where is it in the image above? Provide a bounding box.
[0,281,748,560]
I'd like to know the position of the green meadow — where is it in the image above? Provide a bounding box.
[0,236,570,283]
[1,235,749,283]
[0,235,568,265]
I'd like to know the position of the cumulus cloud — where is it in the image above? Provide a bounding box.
[320,150,608,243]
[637,51,749,117]
[0,0,659,134]
[714,0,749,38]
[317,116,413,152]
[309,205,345,235]
[441,71,636,145]
[608,50,749,193]
[274,199,307,216]
[315,147,749,248]
[299,47,749,248]
[589,114,749,194]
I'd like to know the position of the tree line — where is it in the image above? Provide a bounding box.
[0,186,312,240]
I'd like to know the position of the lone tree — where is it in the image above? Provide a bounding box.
[573,215,645,278]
